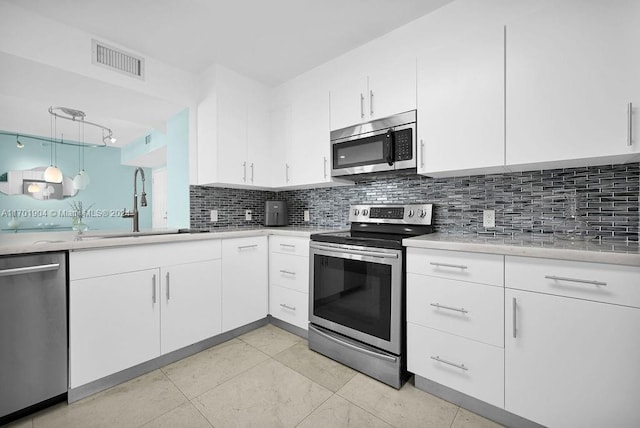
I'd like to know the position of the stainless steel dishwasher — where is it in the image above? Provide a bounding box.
[0,252,68,423]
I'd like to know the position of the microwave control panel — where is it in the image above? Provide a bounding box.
[394,129,413,161]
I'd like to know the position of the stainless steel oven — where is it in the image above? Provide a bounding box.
[309,204,433,388]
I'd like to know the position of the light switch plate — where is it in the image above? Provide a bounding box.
[483,209,495,228]
[210,210,218,222]
[245,210,252,221]
[304,210,310,222]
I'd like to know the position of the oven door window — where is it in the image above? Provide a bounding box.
[333,134,389,170]
[313,254,392,341]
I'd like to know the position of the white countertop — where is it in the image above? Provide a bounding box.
[403,233,640,266]
[0,226,338,256]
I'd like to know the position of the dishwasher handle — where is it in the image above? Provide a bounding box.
[0,263,60,277]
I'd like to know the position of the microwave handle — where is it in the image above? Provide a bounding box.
[385,128,395,166]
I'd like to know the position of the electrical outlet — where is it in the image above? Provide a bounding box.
[210,210,218,222]
[483,209,495,228]
[303,210,310,222]
[245,210,252,221]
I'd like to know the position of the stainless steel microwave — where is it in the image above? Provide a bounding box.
[331,110,416,177]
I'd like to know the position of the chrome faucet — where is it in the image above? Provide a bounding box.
[122,167,147,232]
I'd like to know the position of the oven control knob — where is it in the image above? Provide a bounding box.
[407,209,414,218]
[353,208,360,216]
[362,209,369,216]
[419,209,427,218]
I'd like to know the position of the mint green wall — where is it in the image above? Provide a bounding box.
[120,127,167,164]
[166,109,190,228]
[0,132,152,232]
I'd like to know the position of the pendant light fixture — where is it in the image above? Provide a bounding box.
[44,115,63,183]
[73,117,90,190]
[16,134,24,149]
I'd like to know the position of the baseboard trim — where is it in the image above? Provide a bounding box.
[267,315,308,339]
[414,376,544,428]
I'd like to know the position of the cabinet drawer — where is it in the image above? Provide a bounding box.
[269,236,309,257]
[407,248,504,286]
[269,285,308,330]
[407,273,503,347]
[269,252,310,293]
[408,323,504,408]
[505,256,640,309]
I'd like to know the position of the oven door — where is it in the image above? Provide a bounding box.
[309,241,403,354]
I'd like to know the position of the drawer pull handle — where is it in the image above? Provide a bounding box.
[544,275,607,287]
[430,303,469,314]
[238,244,258,250]
[430,262,468,270]
[279,270,296,276]
[280,303,296,311]
[279,244,295,248]
[430,356,468,371]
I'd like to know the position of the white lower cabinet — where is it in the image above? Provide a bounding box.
[221,236,268,332]
[70,268,161,388]
[69,241,222,388]
[407,323,504,408]
[160,260,222,354]
[505,288,640,428]
[268,236,310,330]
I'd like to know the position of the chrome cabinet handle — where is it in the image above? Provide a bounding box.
[323,156,328,179]
[250,163,254,183]
[430,303,469,314]
[369,90,374,116]
[512,297,517,338]
[285,163,290,183]
[279,303,296,311]
[279,243,295,248]
[360,93,364,118]
[238,244,258,250]
[166,272,170,300]
[0,263,59,277]
[242,161,247,182]
[431,356,468,371]
[429,262,468,270]
[279,270,295,276]
[420,139,425,168]
[152,274,157,304]
[628,102,633,146]
[544,275,607,287]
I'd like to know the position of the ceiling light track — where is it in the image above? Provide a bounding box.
[48,106,116,145]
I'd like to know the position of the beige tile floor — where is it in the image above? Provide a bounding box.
[6,324,503,428]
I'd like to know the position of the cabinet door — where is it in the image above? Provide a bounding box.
[418,25,504,175]
[368,56,416,121]
[160,260,222,354]
[290,83,332,185]
[217,93,248,185]
[270,104,293,187]
[505,289,640,427]
[506,0,640,167]
[330,74,367,130]
[247,91,271,187]
[70,269,160,388]
[221,237,268,332]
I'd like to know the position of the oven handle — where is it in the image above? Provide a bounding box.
[310,242,399,259]
[309,325,397,363]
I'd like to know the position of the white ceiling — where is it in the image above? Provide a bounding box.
[8,0,453,86]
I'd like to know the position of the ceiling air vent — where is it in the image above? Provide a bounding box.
[92,39,145,80]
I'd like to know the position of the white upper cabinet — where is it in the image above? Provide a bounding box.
[329,57,416,130]
[506,0,640,169]
[196,65,272,188]
[417,25,505,176]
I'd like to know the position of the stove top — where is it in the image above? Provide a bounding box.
[311,204,434,249]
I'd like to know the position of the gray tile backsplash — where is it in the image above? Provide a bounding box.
[191,163,639,242]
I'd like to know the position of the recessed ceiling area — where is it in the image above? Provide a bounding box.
[7,0,454,86]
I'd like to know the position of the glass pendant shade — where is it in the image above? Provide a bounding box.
[44,165,63,183]
[72,170,90,190]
